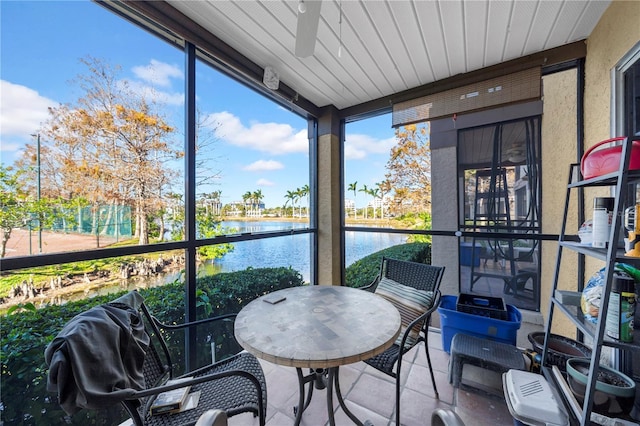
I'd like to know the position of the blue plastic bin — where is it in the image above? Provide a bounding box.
[438,294,522,353]
[459,242,481,267]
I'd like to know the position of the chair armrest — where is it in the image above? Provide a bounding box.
[396,290,442,350]
[359,276,380,292]
[196,409,228,426]
[128,367,262,400]
[128,364,265,423]
[151,313,238,332]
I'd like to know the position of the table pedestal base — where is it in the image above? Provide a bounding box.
[294,367,373,426]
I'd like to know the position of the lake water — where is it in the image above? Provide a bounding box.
[78,221,408,300]
[205,221,409,282]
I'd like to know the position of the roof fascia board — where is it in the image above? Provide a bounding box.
[340,41,587,122]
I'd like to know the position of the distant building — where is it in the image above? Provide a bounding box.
[345,199,355,218]
[227,200,265,217]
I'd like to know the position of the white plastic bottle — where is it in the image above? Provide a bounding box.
[592,197,614,248]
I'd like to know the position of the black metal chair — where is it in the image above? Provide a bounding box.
[195,409,228,426]
[360,257,444,426]
[45,291,266,426]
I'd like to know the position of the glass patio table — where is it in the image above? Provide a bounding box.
[234,285,401,426]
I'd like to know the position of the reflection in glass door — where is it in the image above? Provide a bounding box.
[457,117,542,312]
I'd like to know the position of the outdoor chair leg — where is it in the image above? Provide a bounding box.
[424,334,439,399]
[395,358,402,426]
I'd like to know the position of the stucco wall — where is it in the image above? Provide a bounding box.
[540,0,640,335]
[584,1,640,144]
[581,0,639,308]
[317,132,342,286]
[540,69,580,335]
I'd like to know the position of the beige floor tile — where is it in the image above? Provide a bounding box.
[347,372,397,419]
[398,387,454,426]
[232,329,538,426]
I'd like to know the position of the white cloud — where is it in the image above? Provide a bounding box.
[132,59,183,87]
[344,144,367,160]
[116,60,184,107]
[243,160,284,172]
[0,80,57,139]
[0,140,25,160]
[344,133,395,160]
[123,79,184,106]
[256,178,275,186]
[207,111,307,155]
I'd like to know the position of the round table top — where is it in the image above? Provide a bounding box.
[234,285,401,369]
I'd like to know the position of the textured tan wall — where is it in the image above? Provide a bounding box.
[541,70,580,335]
[317,132,342,285]
[584,1,640,144]
[541,1,640,334]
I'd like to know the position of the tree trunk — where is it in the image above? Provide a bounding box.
[158,216,165,242]
[134,205,141,239]
[1,228,11,258]
[138,213,149,245]
[91,206,100,248]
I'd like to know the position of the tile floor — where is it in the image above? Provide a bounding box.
[226,328,541,426]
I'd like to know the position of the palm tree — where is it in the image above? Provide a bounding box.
[253,189,264,217]
[212,190,222,216]
[295,187,305,218]
[348,181,358,219]
[300,184,309,217]
[369,187,380,219]
[293,191,301,217]
[284,190,296,217]
[377,181,390,219]
[242,191,252,216]
[358,184,369,219]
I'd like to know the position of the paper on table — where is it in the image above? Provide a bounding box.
[263,294,286,304]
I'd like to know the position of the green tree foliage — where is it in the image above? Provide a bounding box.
[196,212,234,260]
[166,194,235,261]
[0,166,30,257]
[1,267,304,425]
[344,242,432,288]
[281,186,309,218]
[347,181,358,218]
[0,166,68,257]
[283,189,296,217]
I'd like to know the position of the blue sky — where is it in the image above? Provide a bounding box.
[0,0,397,208]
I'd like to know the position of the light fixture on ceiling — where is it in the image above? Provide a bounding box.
[263,66,279,90]
[295,0,322,57]
[505,142,526,163]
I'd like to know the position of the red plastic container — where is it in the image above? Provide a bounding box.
[581,137,640,179]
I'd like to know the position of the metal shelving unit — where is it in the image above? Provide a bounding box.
[470,168,517,291]
[542,137,640,425]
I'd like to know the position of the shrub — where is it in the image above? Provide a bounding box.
[344,242,432,288]
[0,267,304,426]
[1,242,435,425]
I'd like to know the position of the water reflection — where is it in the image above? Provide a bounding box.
[211,221,408,282]
[72,222,408,301]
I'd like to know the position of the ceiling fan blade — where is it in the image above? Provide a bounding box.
[295,0,322,58]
